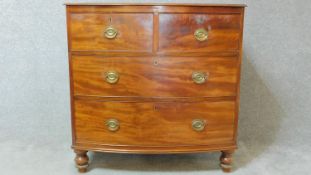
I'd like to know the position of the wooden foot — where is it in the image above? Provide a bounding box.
[74,150,89,173]
[220,150,234,173]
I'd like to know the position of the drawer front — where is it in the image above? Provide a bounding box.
[72,56,238,97]
[159,14,241,53]
[69,13,153,52]
[74,100,235,146]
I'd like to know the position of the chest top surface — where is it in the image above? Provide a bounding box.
[65,3,246,6]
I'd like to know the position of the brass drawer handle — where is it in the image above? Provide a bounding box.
[194,28,208,41]
[192,71,208,84]
[106,119,120,132]
[105,71,119,84]
[104,26,118,39]
[192,119,206,132]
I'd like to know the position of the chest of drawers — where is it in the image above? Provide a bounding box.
[66,3,245,173]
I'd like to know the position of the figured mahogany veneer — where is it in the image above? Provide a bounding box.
[66,3,245,173]
[70,13,153,52]
[72,56,238,97]
[159,14,241,53]
[74,100,236,146]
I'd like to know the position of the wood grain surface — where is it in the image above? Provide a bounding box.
[72,56,238,97]
[66,5,244,14]
[159,13,241,53]
[66,4,245,162]
[69,13,153,52]
[74,100,236,146]
[65,3,247,7]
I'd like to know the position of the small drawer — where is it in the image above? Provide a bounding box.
[68,13,153,52]
[74,100,236,146]
[72,56,238,97]
[159,13,241,53]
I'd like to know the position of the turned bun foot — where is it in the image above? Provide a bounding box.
[74,150,89,173]
[220,150,234,173]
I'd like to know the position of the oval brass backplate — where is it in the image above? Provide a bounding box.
[194,28,208,41]
[192,71,208,84]
[104,71,119,84]
[106,119,120,132]
[192,119,206,132]
[104,26,118,39]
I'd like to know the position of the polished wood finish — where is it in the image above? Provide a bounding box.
[73,143,237,154]
[220,150,234,172]
[74,100,236,146]
[72,56,238,97]
[69,13,153,52]
[66,5,244,15]
[159,14,241,53]
[66,4,245,172]
[74,150,89,173]
[65,3,247,7]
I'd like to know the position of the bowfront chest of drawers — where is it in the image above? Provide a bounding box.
[66,3,245,173]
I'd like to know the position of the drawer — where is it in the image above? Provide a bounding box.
[72,56,238,97]
[74,100,235,146]
[159,14,241,53]
[69,13,153,52]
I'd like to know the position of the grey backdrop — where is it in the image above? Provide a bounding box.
[1,0,310,175]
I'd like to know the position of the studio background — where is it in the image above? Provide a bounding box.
[0,0,310,174]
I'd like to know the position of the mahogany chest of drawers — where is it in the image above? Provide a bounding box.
[65,3,245,173]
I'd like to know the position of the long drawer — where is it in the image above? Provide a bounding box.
[74,99,236,146]
[72,56,238,97]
